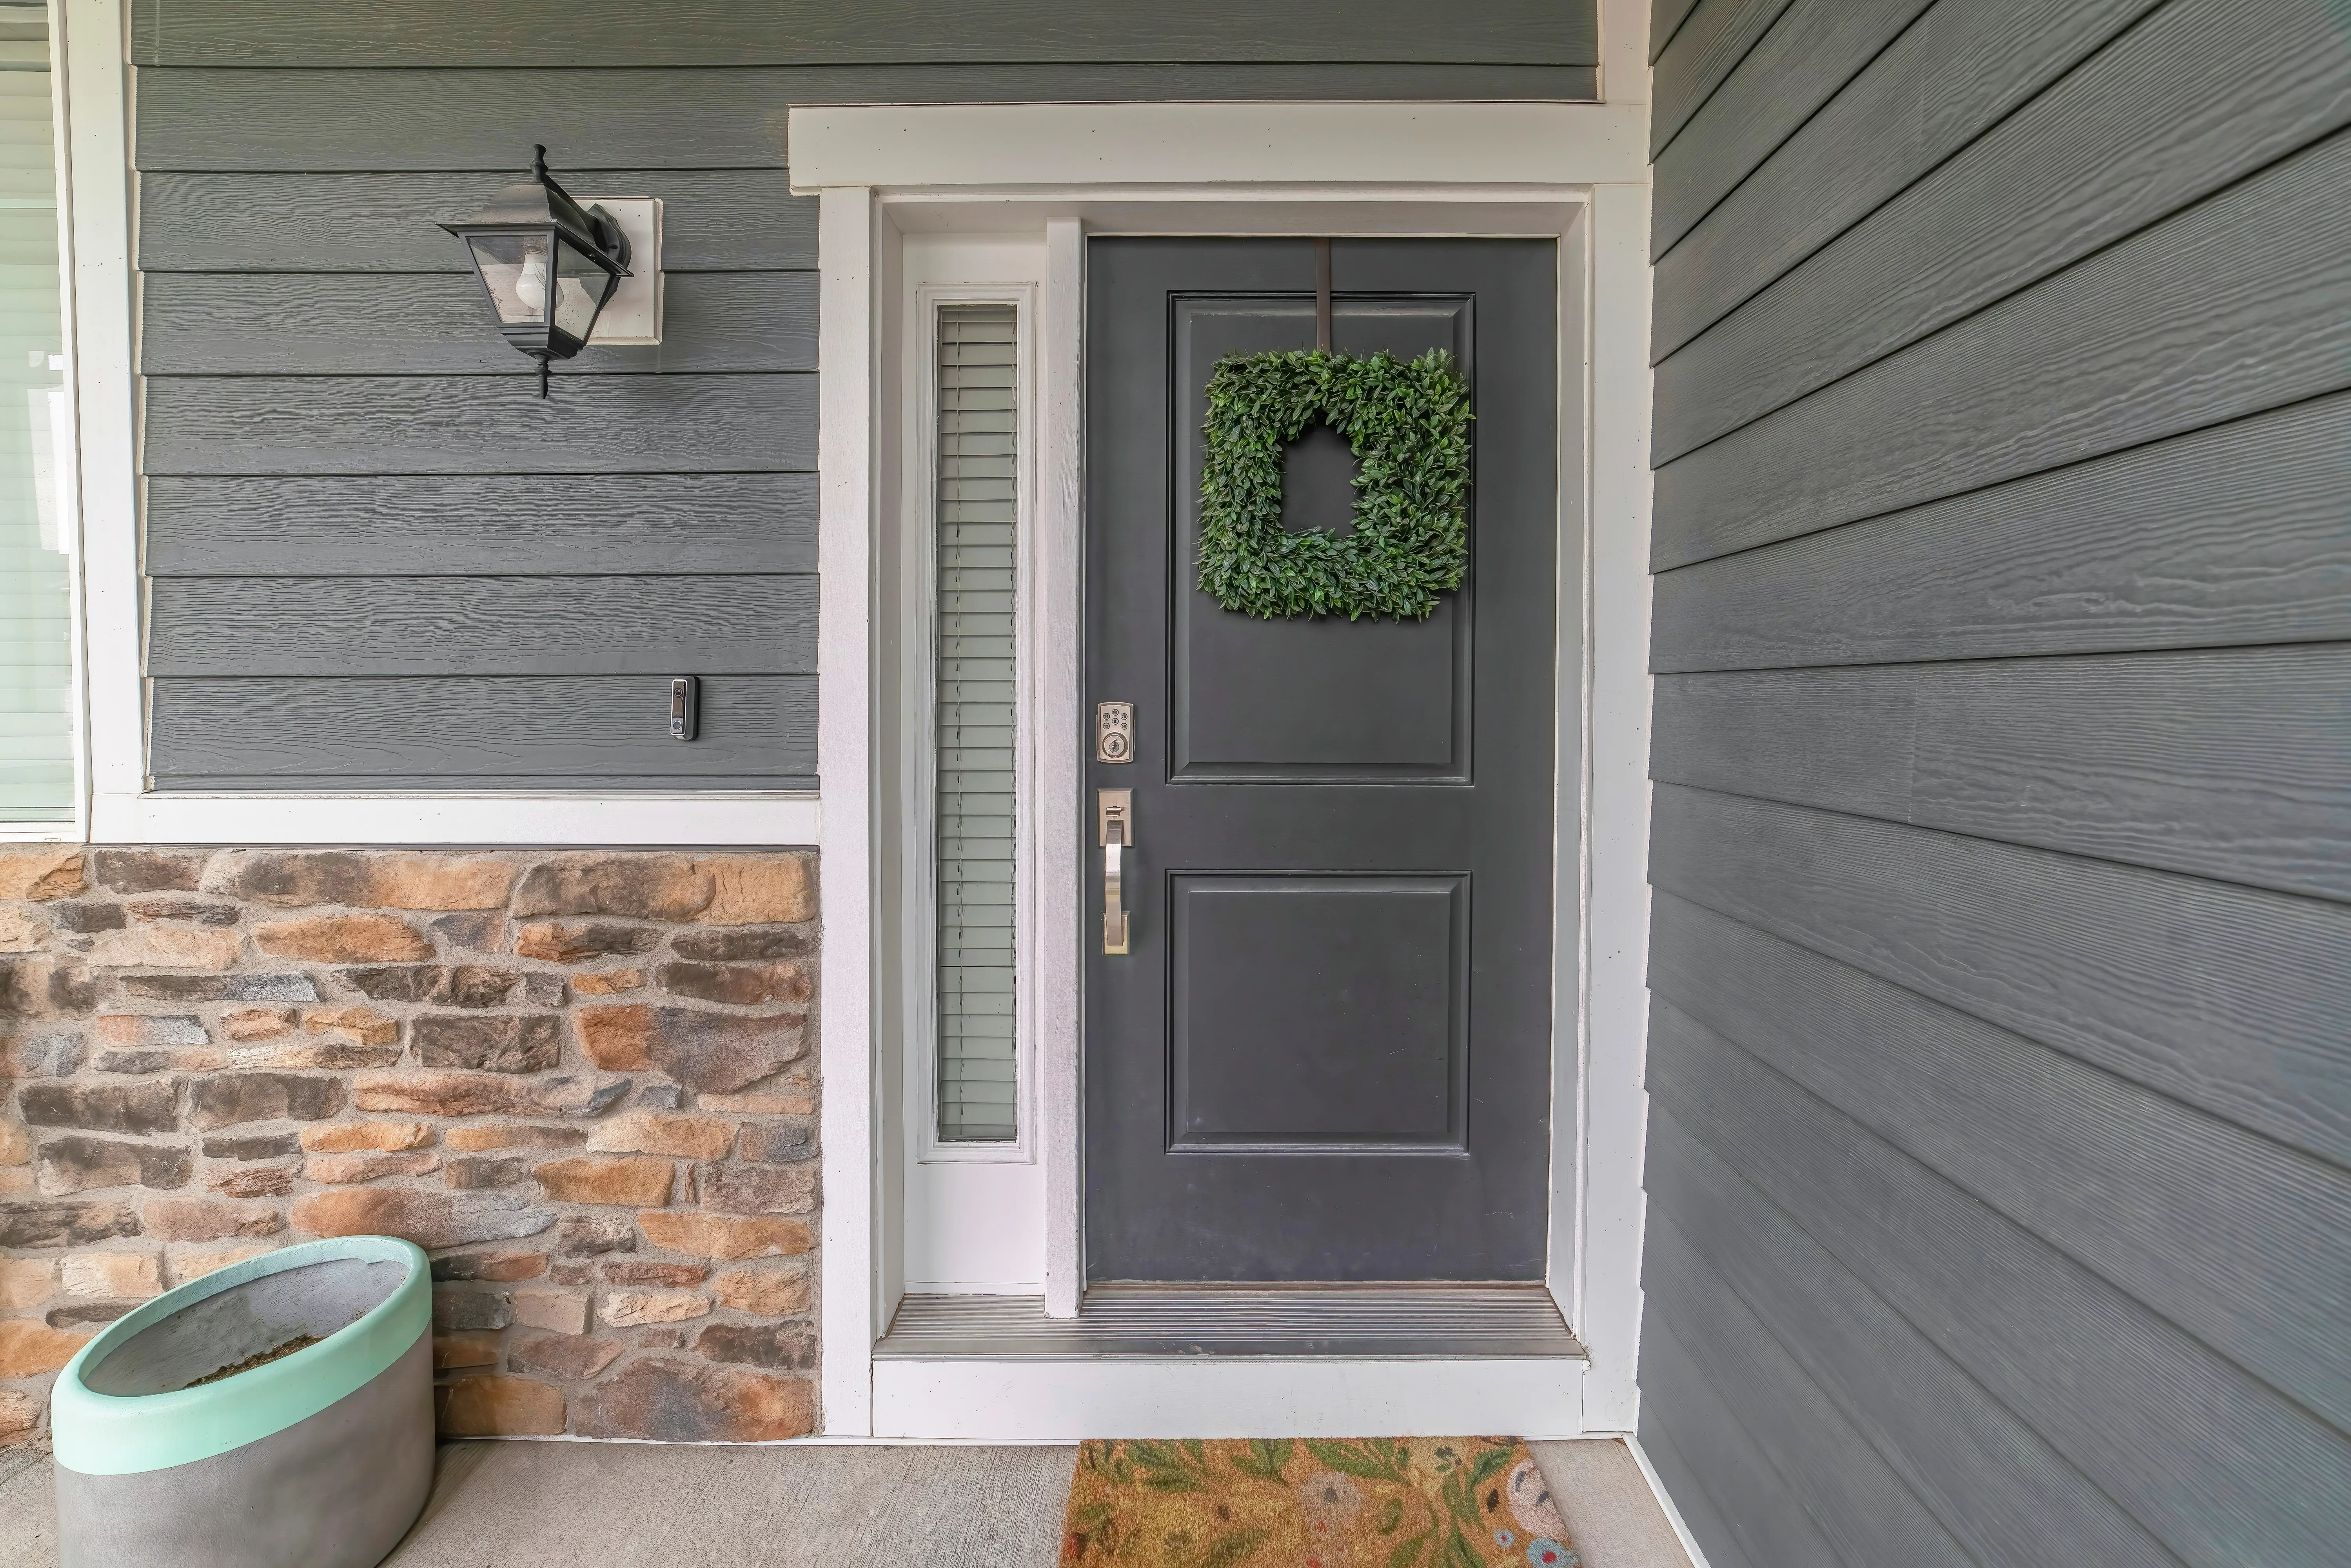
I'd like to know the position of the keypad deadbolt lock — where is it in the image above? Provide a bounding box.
[1096,701,1134,764]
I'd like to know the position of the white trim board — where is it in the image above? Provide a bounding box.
[872,1357,1589,1443]
[816,89,1655,1441]
[88,791,822,846]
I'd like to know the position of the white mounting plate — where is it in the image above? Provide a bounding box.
[582,196,662,344]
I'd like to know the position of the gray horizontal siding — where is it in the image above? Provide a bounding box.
[143,272,817,375]
[149,576,817,677]
[132,13,1594,791]
[1650,0,2160,343]
[1650,0,1798,158]
[1654,124,2351,569]
[149,675,816,786]
[129,1,1598,67]
[143,374,815,474]
[146,475,817,576]
[140,172,815,270]
[1644,4,2351,1557]
[1651,394,2351,673]
[1651,647,2351,902]
[1653,0,2351,461]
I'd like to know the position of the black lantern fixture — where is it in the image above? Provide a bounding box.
[441,146,632,395]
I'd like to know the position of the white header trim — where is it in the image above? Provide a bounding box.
[89,791,821,846]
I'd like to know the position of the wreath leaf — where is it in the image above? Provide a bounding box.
[1197,348,1472,621]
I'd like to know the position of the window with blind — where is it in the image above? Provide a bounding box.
[934,304,1019,1143]
[0,2,68,824]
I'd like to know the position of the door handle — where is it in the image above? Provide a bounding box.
[1100,789,1132,956]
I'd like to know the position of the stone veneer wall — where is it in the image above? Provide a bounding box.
[0,845,821,1448]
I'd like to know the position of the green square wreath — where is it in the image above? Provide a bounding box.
[1197,348,1472,620]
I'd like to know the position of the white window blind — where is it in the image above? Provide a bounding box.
[0,4,69,823]
[935,304,1019,1142]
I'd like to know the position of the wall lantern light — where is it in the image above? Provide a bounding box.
[442,145,633,395]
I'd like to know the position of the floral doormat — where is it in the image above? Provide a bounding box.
[1058,1437,1582,1568]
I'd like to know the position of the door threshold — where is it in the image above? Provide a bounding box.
[875,1285,1587,1361]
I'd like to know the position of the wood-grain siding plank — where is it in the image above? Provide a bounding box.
[1648,0,1932,258]
[133,65,1597,172]
[1648,784,2351,1169]
[1652,893,2351,1438]
[1651,395,2351,672]
[1634,1420,1763,1568]
[1649,0,1798,159]
[1648,999,2351,1567]
[1651,0,2163,356]
[1649,0,1706,65]
[1645,1111,2182,1568]
[143,374,815,475]
[140,171,814,271]
[1654,0,2351,461]
[149,575,817,677]
[1635,1316,1848,1568]
[147,474,818,576]
[149,674,817,783]
[1643,1215,1975,1568]
[128,1,1598,68]
[1652,647,2351,904]
[1653,129,2351,569]
[143,272,816,376]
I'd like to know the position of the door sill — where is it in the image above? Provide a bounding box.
[875,1285,1588,1361]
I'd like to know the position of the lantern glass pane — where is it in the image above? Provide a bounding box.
[554,237,614,343]
[467,232,552,325]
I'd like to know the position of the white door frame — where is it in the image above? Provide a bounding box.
[804,88,1655,1441]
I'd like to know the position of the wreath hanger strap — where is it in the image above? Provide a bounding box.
[1313,237,1333,352]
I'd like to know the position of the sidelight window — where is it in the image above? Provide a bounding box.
[933,303,1020,1143]
[0,2,71,825]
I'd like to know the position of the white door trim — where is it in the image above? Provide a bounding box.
[810,81,1653,1442]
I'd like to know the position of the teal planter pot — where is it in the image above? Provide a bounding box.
[51,1235,434,1568]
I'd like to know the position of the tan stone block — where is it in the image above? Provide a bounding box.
[304,1005,401,1046]
[95,848,207,894]
[0,1390,36,1445]
[510,1288,591,1335]
[534,1156,672,1207]
[0,847,86,902]
[293,1187,554,1250]
[169,1240,281,1283]
[511,857,713,922]
[586,1112,736,1161]
[0,907,50,951]
[208,1164,295,1198]
[506,1330,623,1381]
[0,1168,32,1198]
[354,1072,625,1120]
[711,1269,810,1317]
[575,1005,655,1072]
[221,1007,298,1042]
[143,1196,284,1242]
[433,1331,502,1370]
[85,924,243,971]
[305,1151,441,1184]
[301,1120,434,1153]
[0,1258,53,1308]
[636,1211,814,1260]
[599,1289,710,1327]
[695,1161,816,1216]
[655,960,811,1007]
[433,1249,547,1283]
[699,1089,819,1116]
[202,850,373,907]
[600,1259,704,1287]
[572,968,643,995]
[370,855,517,911]
[696,856,817,925]
[256,914,431,964]
[438,1374,565,1437]
[0,1118,28,1167]
[0,1318,89,1377]
[60,1250,163,1300]
[512,922,657,964]
[443,1123,586,1152]
[573,1358,810,1442]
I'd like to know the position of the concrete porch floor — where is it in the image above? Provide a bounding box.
[0,1436,1692,1566]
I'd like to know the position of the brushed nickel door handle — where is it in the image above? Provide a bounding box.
[1100,789,1132,956]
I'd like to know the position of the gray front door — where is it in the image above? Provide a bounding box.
[1083,238,1559,1282]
